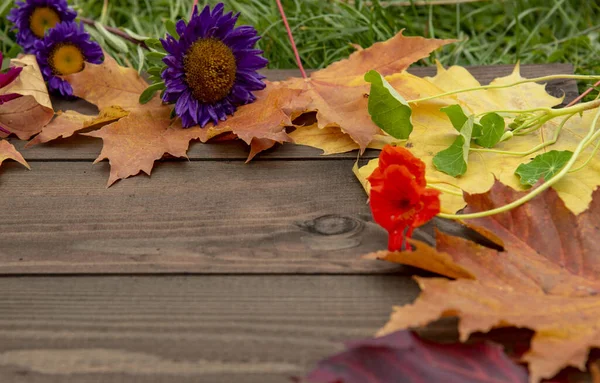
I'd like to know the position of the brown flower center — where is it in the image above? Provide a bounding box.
[183,38,237,103]
[29,7,61,38]
[49,43,85,75]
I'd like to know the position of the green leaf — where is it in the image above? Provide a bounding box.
[136,45,145,74]
[475,112,505,148]
[165,20,179,39]
[95,23,129,53]
[124,28,149,41]
[514,150,573,186]
[433,115,474,177]
[145,38,164,51]
[441,104,483,137]
[364,70,413,139]
[440,105,468,132]
[146,51,167,64]
[139,82,165,104]
[147,67,163,77]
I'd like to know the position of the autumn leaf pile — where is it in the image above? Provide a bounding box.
[0,31,454,186]
[338,180,600,383]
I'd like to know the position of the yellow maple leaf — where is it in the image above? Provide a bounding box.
[357,63,600,214]
[284,33,455,152]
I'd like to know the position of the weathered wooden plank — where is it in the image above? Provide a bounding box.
[0,275,420,383]
[12,64,577,161]
[0,160,415,274]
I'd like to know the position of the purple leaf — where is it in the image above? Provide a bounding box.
[305,330,528,383]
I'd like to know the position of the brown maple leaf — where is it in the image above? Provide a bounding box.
[196,82,310,160]
[27,106,128,147]
[285,31,455,151]
[83,107,205,186]
[0,140,29,170]
[63,52,160,111]
[366,181,600,382]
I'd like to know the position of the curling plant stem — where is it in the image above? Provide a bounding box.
[407,75,600,104]
[439,106,600,220]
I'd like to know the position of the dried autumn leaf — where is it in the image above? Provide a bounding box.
[357,63,599,214]
[0,140,29,170]
[83,107,203,186]
[63,53,161,111]
[57,33,451,182]
[306,330,528,383]
[2,55,52,110]
[201,82,310,160]
[285,32,455,152]
[0,55,53,140]
[27,110,92,146]
[27,106,128,147]
[368,181,600,382]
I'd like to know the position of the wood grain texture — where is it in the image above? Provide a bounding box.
[0,275,419,383]
[0,160,410,274]
[12,64,577,161]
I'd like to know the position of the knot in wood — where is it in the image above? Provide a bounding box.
[299,215,363,236]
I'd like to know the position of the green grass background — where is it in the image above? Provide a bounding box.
[1,0,599,86]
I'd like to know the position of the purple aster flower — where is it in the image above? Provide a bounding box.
[160,3,268,128]
[34,21,103,97]
[8,0,77,53]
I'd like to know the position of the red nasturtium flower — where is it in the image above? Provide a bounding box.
[368,145,441,251]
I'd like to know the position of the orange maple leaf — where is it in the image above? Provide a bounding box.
[64,53,160,111]
[0,140,29,170]
[285,31,455,151]
[27,107,128,147]
[366,181,600,382]
[83,107,204,186]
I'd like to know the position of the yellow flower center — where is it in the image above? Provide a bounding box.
[49,43,85,75]
[29,7,61,38]
[183,38,237,103]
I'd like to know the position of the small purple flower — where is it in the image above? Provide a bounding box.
[8,0,77,53]
[160,3,268,128]
[34,21,103,97]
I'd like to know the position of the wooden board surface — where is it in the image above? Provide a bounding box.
[0,275,420,383]
[0,160,400,274]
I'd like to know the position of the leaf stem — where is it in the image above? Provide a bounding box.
[439,106,600,220]
[476,107,550,117]
[275,0,307,79]
[547,98,600,117]
[470,113,575,156]
[569,133,600,173]
[565,79,600,107]
[428,183,464,196]
[79,17,149,50]
[407,74,600,104]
